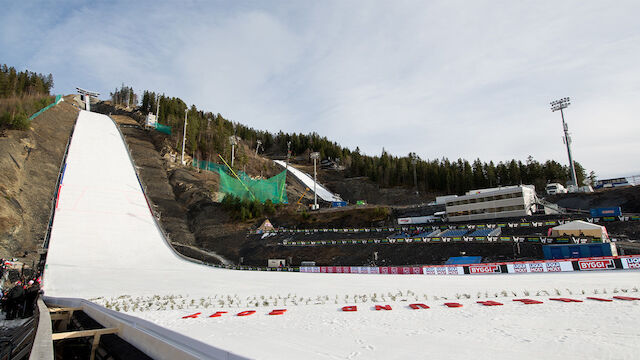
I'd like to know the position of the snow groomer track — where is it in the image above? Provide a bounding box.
[43,111,640,360]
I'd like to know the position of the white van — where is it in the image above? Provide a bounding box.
[546,183,567,195]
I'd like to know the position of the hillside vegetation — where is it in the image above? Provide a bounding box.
[129,85,589,198]
[0,64,55,130]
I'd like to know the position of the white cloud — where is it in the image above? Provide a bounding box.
[3,0,639,179]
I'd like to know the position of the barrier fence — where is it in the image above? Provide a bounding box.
[299,255,640,275]
[250,215,640,236]
[192,255,640,275]
[280,235,606,246]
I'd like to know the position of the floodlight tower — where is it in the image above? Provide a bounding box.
[411,155,418,195]
[310,152,320,210]
[550,97,578,187]
[181,108,188,165]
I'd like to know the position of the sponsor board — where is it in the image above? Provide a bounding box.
[469,264,501,274]
[622,257,640,269]
[578,259,615,270]
[301,256,638,275]
[506,261,572,273]
[422,266,464,275]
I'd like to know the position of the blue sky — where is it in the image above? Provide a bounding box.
[3,0,639,179]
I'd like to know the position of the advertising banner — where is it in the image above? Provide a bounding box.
[621,257,640,269]
[506,261,573,273]
[469,264,502,274]
[301,256,638,275]
[422,266,464,275]
[577,258,616,271]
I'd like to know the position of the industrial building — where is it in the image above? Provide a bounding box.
[445,185,538,222]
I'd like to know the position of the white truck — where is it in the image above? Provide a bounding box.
[545,183,567,195]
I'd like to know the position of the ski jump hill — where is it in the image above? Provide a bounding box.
[42,111,640,359]
[274,160,342,202]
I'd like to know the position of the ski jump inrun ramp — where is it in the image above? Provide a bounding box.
[42,111,640,360]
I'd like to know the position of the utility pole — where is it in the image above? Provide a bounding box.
[286,141,291,173]
[550,97,578,188]
[310,152,320,210]
[411,155,418,195]
[181,108,188,165]
[155,95,160,120]
[230,135,238,168]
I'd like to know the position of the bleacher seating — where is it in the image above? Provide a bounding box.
[439,229,469,237]
[389,232,410,239]
[415,230,440,237]
[468,228,496,237]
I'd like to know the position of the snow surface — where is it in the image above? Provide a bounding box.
[274,159,342,202]
[43,111,640,359]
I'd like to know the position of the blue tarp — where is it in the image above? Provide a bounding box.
[543,243,613,260]
[445,256,482,265]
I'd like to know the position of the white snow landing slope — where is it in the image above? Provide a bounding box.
[274,159,342,202]
[44,111,640,360]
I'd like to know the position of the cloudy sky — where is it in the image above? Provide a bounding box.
[3,0,639,179]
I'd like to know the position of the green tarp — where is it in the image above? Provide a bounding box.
[194,159,288,204]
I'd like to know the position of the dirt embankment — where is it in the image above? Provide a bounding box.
[546,186,640,214]
[297,163,435,206]
[0,96,79,261]
[111,115,196,245]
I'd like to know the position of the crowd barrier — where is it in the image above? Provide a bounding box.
[251,215,640,236]
[281,235,605,246]
[298,255,640,275]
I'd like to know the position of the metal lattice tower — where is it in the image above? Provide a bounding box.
[550,97,578,187]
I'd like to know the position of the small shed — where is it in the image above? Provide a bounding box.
[550,220,609,241]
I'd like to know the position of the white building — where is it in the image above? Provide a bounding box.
[145,113,157,128]
[445,185,538,222]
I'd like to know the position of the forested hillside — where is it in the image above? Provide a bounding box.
[0,64,55,130]
[134,86,588,196]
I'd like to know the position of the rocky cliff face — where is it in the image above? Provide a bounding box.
[0,96,79,261]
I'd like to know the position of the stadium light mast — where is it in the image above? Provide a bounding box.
[310,152,320,210]
[181,108,188,165]
[550,97,578,187]
[411,155,418,195]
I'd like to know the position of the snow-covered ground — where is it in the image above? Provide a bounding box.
[274,159,342,202]
[43,111,640,359]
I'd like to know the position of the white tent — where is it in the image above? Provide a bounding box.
[551,220,609,240]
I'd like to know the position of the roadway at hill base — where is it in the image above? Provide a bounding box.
[43,111,640,360]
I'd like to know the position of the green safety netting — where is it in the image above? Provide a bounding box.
[192,159,227,172]
[218,169,288,204]
[194,158,288,204]
[155,123,172,135]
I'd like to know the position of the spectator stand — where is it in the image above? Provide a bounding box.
[250,214,640,237]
